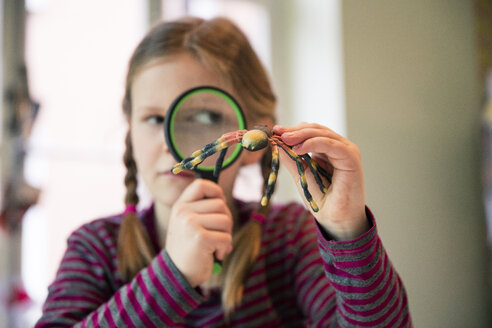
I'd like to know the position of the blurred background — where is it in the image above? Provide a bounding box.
[1,0,491,327]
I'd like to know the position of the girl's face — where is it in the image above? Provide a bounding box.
[130,53,259,208]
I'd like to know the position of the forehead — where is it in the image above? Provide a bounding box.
[131,54,233,112]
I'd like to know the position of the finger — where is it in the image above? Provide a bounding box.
[300,138,361,172]
[199,230,233,260]
[274,122,344,137]
[186,198,232,217]
[195,213,233,234]
[277,136,357,176]
[273,121,318,134]
[177,179,225,203]
[276,125,349,146]
[292,137,350,159]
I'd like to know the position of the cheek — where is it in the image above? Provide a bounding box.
[218,162,241,196]
[131,128,161,172]
[131,132,148,169]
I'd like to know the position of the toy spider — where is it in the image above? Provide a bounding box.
[171,126,332,212]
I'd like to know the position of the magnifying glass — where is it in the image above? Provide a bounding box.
[164,85,247,274]
[164,86,247,181]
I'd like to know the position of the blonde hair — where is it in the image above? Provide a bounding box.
[117,17,276,316]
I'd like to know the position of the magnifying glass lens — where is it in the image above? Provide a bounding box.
[169,89,243,169]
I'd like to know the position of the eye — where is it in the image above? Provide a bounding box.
[190,110,223,125]
[145,115,164,125]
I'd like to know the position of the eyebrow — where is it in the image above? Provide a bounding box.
[135,105,167,114]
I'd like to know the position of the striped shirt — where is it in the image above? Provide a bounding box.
[36,200,411,327]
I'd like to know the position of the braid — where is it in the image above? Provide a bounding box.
[117,131,156,281]
[221,148,273,318]
[123,133,139,205]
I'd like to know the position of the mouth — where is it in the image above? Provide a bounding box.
[161,169,195,178]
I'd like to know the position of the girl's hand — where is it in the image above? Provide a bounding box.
[166,179,233,287]
[273,123,370,241]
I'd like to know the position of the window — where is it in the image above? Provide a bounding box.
[22,0,148,321]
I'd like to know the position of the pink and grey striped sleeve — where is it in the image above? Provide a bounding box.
[35,221,204,327]
[293,206,411,327]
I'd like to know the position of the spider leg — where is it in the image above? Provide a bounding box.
[273,137,319,212]
[174,141,228,172]
[180,141,227,171]
[300,154,331,192]
[213,148,228,180]
[312,160,332,184]
[172,130,246,174]
[175,141,221,170]
[260,143,279,207]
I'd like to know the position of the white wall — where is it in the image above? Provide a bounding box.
[267,0,346,204]
[342,0,491,327]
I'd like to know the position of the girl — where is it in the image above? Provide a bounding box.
[36,17,411,327]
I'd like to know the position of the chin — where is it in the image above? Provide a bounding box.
[156,194,181,208]
[152,176,193,206]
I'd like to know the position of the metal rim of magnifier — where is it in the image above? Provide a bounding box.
[164,85,247,173]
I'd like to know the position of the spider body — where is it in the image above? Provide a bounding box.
[172,126,331,212]
[241,129,269,151]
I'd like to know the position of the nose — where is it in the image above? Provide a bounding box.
[161,139,171,154]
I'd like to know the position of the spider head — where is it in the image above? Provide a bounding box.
[242,129,269,151]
